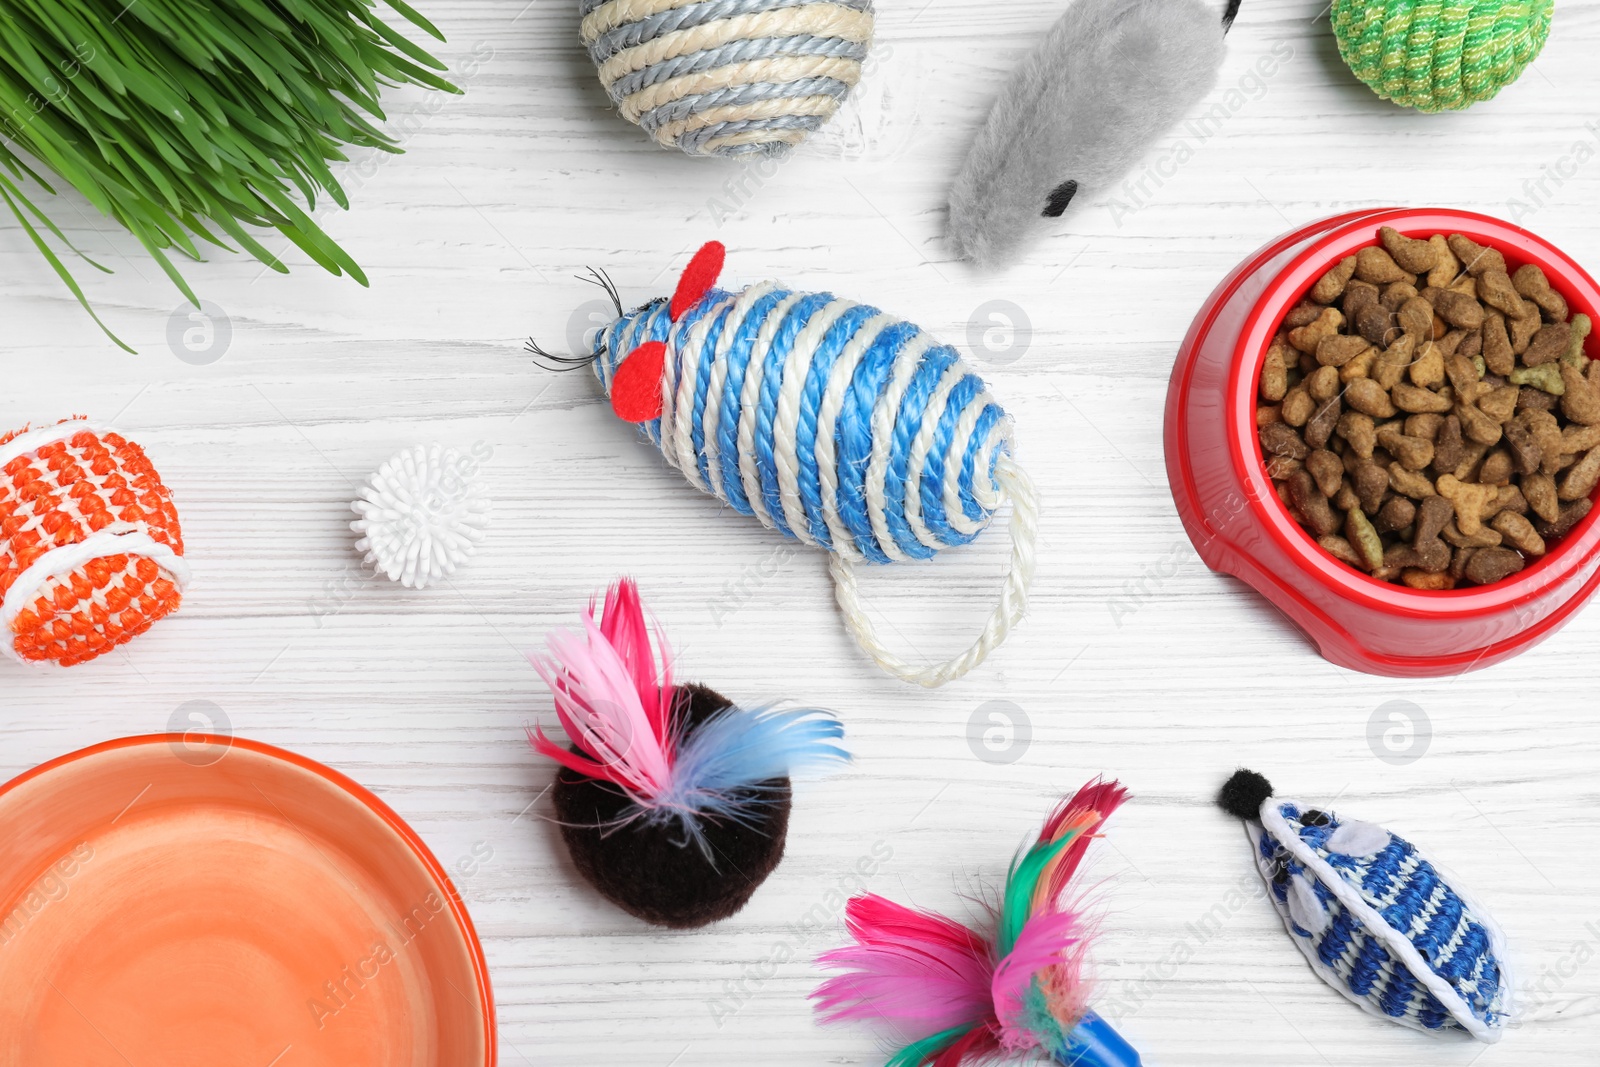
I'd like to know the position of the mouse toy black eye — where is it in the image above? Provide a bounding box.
[1042,180,1079,218]
[1301,810,1330,827]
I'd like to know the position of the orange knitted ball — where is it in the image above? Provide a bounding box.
[0,420,189,667]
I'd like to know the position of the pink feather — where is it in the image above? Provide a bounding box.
[992,911,1085,1050]
[527,578,676,799]
[1037,936,1094,1041]
[812,895,994,1036]
[593,579,675,749]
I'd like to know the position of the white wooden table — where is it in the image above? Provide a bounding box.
[4,1,1599,1063]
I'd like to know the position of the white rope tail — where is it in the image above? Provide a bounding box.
[829,455,1038,688]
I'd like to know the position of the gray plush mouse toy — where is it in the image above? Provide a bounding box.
[949,0,1241,268]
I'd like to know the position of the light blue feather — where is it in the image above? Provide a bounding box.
[663,704,848,814]
[633,705,848,858]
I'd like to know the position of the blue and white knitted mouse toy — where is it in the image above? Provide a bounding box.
[1218,769,1509,1042]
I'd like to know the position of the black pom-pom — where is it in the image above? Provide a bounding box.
[1218,768,1273,819]
[553,683,791,929]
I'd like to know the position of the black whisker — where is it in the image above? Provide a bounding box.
[529,266,624,371]
[527,336,604,372]
[577,266,624,318]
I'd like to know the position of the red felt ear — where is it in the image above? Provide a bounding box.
[669,241,725,322]
[610,341,668,422]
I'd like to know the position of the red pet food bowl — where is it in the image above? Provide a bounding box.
[1166,208,1600,677]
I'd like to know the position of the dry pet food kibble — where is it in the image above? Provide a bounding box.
[1258,228,1598,589]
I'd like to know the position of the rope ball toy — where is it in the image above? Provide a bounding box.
[529,578,848,928]
[0,419,189,668]
[1331,0,1553,112]
[529,241,1039,688]
[579,0,876,158]
[1218,770,1508,1041]
[813,780,1142,1067]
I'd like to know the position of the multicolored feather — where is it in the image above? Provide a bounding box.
[813,779,1139,1067]
[529,578,848,846]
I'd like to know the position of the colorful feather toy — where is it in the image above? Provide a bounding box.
[530,578,848,928]
[813,780,1140,1067]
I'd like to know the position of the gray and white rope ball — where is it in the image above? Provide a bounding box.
[580,0,875,158]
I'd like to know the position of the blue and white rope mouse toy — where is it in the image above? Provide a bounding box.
[1218,769,1509,1042]
[529,241,1038,688]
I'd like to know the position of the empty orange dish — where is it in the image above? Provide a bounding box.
[0,735,494,1067]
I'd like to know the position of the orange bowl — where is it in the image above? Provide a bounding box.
[0,735,494,1067]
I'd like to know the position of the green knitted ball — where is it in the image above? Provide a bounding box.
[1331,0,1554,112]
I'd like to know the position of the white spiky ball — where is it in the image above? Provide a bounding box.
[350,444,490,590]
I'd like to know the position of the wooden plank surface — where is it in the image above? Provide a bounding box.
[4,0,1599,1062]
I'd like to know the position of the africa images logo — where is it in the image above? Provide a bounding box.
[0,843,94,948]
